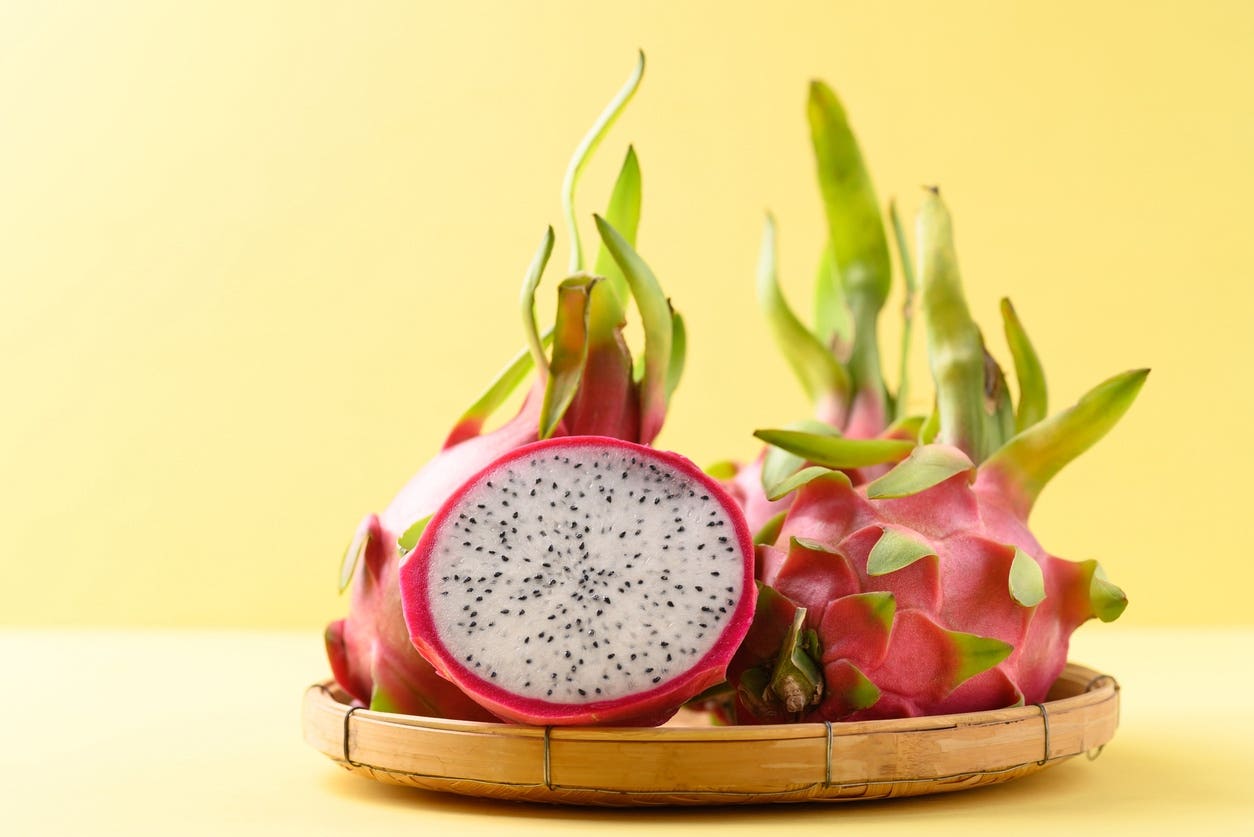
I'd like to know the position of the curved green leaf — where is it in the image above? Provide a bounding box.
[703,459,737,481]
[1000,298,1048,432]
[445,330,554,447]
[758,214,851,408]
[593,145,642,311]
[867,527,936,576]
[981,368,1149,519]
[753,511,787,546]
[563,51,645,274]
[765,465,852,502]
[1085,561,1128,623]
[813,239,852,347]
[949,631,1014,689]
[753,428,914,470]
[808,80,890,414]
[890,199,918,420]
[519,226,556,377]
[593,214,672,443]
[666,309,686,399]
[917,188,989,461]
[1008,547,1046,607]
[760,419,839,494]
[397,515,432,556]
[338,523,371,593]
[864,444,975,499]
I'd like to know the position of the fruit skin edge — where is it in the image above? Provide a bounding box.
[399,436,759,727]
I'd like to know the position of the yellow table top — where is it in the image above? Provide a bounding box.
[4,627,1251,835]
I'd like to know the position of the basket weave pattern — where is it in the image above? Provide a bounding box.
[302,662,1118,806]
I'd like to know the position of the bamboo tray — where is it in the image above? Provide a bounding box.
[302,662,1119,806]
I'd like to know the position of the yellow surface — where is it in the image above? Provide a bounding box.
[2,1,1252,628]
[2,627,1250,833]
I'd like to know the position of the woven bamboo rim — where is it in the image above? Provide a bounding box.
[302,661,1119,806]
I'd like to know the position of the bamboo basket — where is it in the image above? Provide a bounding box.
[302,662,1118,806]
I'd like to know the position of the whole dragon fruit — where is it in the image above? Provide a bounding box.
[729,185,1145,723]
[325,53,688,718]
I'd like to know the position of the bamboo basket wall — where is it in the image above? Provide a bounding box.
[302,661,1119,806]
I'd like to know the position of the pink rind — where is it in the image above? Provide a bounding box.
[399,436,758,726]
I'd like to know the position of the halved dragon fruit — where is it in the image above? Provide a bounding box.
[326,53,691,719]
[399,436,757,726]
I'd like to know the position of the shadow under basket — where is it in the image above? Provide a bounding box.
[302,661,1119,806]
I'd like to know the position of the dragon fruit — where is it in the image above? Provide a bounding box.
[326,53,689,718]
[728,185,1145,723]
[398,436,756,725]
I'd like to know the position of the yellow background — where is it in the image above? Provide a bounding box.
[2,0,1250,629]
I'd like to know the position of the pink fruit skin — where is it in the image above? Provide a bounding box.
[398,436,759,726]
[756,445,1100,722]
[726,454,791,536]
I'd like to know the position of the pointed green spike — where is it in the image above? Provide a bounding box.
[768,608,824,713]
[757,214,852,410]
[980,368,1150,519]
[867,527,936,576]
[338,522,372,593]
[396,515,432,556]
[445,330,555,446]
[753,428,914,470]
[889,199,918,421]
[808,81,890,419]
[760,419,839,492]
[519,226,556,378]
[1084,560,1128,622]
[1009,547,1046,607]
[919,401,940,444]
[703,460,738,481]
[754,511,787,546]
[917,189,991,462]
[864,444,975,499]
[666,309,686,399]
[813,239,852,347]
[593,145,642,311]
[1000,298,1048,431]
[948,630,1014,689]
[368,682,404,714]
[830,661,882,713]
[857,591,897,632]
[538,276,600,439]
[984,345,1017,451]
[791,535,839,554]
[593,214,673,444]
[563,50,645,274]
[765,466,851,502]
